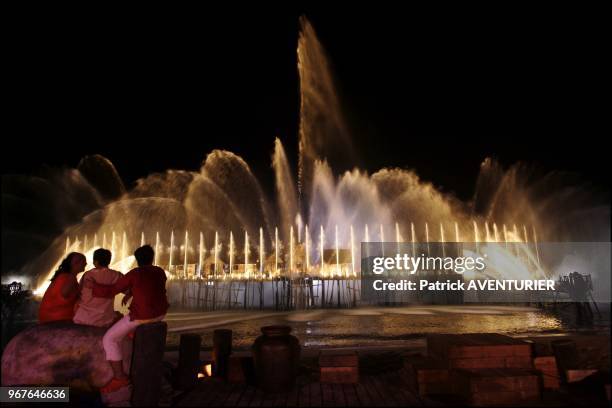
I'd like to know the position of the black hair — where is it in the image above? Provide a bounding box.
[93,248,112,267]
[51,252,86,281]
[134,245,154,266]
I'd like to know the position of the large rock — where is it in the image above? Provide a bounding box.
[1,321,131,391]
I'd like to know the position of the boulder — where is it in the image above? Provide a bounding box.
[1,321,131,391]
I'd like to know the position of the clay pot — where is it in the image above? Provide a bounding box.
[252,325,300,393]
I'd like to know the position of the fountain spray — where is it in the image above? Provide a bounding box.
[244,230,249,279]
[183,230,188,279]
[274,227,279,276]
[214,231,219,278]
[169,230,174,271]
[320,225,325,276]
[259,227,264,277]
[305,225,310,272]
[350,225,355,277]
[155,231,159,265]
[335,224,339,277]
[199,231,204,278]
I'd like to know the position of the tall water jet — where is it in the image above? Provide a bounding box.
[493,223,500,242]
[214,231,219,278]
[440,223,446,258]
[103,233,107,250]
[296,214,303,243]
[154,231,159,266]
[380,224,384,255]
[274,227,279,276]
[297,16,354,211]
[305,225,310,271]
[411,222,416,256]
[319,225,325,274]
[395,222,401,254]
[93,233,98,249]
[65,237,70,256]
[503,224,509,247]
[259,227,264,276]
[350,225,355,277]
[513,224,519,242]
[183,230,188,278]
[121,231,127,263]
[229,231,234,278]
[169,230,174,270]
[532,226,540,265]
[335,225,340,277]
[289,226,294,277]
[111,231,116,257]
[199,231,204,278]
[455,222,461,242]
[140,232,145,247]
[273,138,299,241]
[244,230,249,279]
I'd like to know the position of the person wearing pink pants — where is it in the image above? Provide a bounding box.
[89,245,169,392]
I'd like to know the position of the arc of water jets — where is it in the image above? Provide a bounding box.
[62,219,544,283]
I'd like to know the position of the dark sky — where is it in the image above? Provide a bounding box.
[3,6,608,201]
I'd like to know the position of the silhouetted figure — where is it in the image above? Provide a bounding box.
[74,248,124,327]
[569,271,594,323]
[87,245,169,393]
[38,252,86,323]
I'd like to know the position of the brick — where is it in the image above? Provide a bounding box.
[416,369,451,395]
[320,366,359,384]
[452,368,541,406]
[447,355,532,370]
[565,369,598,383]
[505,356,534,369]
[533,356,560,389]
[428,334,532,362]
[450,357,506,369]
[404,355,451,395]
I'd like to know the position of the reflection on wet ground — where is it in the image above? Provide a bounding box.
[164,305,610,349]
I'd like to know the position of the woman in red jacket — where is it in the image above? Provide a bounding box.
[38,252,86,323]
[89,245,169,392]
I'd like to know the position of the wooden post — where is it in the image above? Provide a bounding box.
[212,329,232,379]
[130,321,168,407]
[175,333,202,390]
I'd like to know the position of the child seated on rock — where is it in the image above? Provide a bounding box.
[88,245,169,392]
[73,248,125,327]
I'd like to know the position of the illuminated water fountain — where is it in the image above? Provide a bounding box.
[6,16,606,309]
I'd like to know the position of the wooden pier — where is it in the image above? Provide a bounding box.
[174,364,437,407]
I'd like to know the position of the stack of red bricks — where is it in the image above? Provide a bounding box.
[319,350,359,383]
[533,355,560,389]
[405,333,557,406]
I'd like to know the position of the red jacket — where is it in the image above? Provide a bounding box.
[92,265,169,320]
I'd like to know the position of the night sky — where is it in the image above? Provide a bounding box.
[3,7,608,201]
